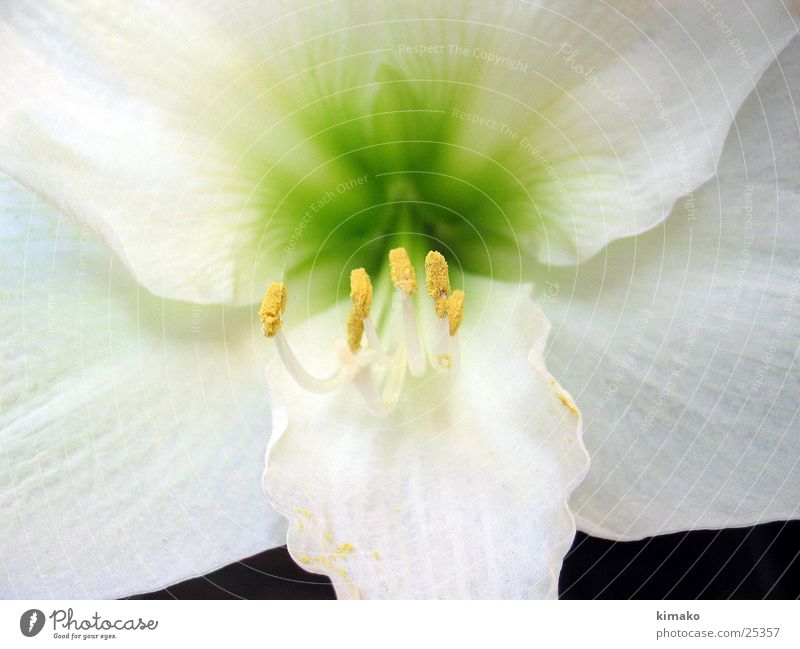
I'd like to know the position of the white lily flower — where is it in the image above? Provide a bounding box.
[0,1,797,598]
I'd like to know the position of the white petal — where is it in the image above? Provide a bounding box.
[0,1,345,305]
[539,36,800,539]
[0,175,286,598]
[443,1,798,264]
[263,279,588,598]
[4,3,796,306]
[235,0,798,267]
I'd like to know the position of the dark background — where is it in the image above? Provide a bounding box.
[132,520,799,599]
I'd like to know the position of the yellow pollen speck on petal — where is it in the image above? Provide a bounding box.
[425,250,451,317]
[448,289,464,336]
[299,555,311,565]
[337,543,354,557]
[389,247,417,294]
[347,310,365,352]
[349,268,372,318]
[259,282,287,337]
[556,387,579,414]
[436,354,452,369]
[309,555,336,570]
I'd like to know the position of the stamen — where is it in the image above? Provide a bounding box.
[401,295,426,377]
[389,247,425,376]
[424,251,454,370]
[433,316,452,370]
[261,281,352,392]
[424,250,451,318]
[275,331,352,393]
[349,268,373,318]
[259,281,287,337]
[346,310,365,352]
[352,370,390,418]
[363,317,392,366]
[448,335,461,374]
[389,247,418,295]
[448,289,464,336]
[347,268,373,352]
[262,248,462,413]
[380,346,408,408]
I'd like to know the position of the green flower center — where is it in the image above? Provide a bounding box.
[257,66,540,313]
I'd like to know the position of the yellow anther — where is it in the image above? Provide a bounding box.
[259,282,287,337]
[425,250,451,318]
[346,310,365,352]
[388,247,417,294]
[349,268,373,318]
[347,268,371,351]
[447,289,464,336]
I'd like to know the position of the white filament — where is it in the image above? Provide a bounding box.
[274,285,459,416]
[432,316,451,370]
[401,294,426,377]
[275,330,352,393]
[363,316,392,366]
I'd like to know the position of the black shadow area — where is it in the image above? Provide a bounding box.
[132,520,799,599]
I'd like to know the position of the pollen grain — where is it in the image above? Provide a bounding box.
[389,247,418,294]
[447,289,464,336]
[424,250,451,318]
[346,310,365,352]
[349,268,373,318]
[259,281,287,337]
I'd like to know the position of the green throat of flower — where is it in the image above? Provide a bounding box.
[260,247,465,418]
[259,66,543,314]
